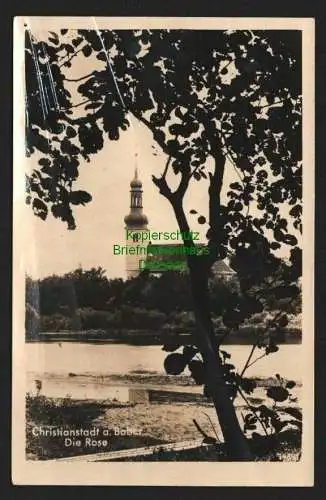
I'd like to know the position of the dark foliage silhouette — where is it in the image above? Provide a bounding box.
[25,28,302,460]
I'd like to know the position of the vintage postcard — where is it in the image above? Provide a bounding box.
[12,17,314,486]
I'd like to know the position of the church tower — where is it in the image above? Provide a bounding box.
[124,168,149,278]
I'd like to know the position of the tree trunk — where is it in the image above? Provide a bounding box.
[188,262,252,460]
[172,202,252,461]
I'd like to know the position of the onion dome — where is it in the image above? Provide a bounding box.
[124,212,149,226]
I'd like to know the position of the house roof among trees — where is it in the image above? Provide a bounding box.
[144,244,235,275]
[212,260,236,275]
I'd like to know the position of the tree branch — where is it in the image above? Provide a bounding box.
[172,200,195,249]
[131,110,172,158]
[240,297,296,378]
[61,108,102,125]
[64,72,95,82]
[246,353,267,369]
[66,99,93,109]
[151,174,173,199]
[255,97,290,110]
[174,168,191,199]
[58,47,84,68]
[195,128,225,267]
[162,155,172,179]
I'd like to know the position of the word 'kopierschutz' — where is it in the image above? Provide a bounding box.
[125,229,199,243]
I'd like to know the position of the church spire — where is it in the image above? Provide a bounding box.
[124,168,148,227]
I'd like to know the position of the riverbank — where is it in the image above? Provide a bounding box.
[26,388,302,461]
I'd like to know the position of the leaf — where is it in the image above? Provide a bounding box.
[230,182,242,191]
[283,407,302,421]
[286,380,296,389]
[82,44,92,57]
[69,190,92,206]
[266,386,289,403]
[189,209,197,214]
[265,344,279,355]
[220,350,231,361]
[244,422,257,432]
[283,234,298,246]
[65,44,75,54]
[32,198,48,221]
[72,37,83,47]
[48,32,59,45]
[97,51,107,62]
[38,158,51,168]
[66,126,77,138]
[257,404,275,419]
[289,204,302,218]
[61,138,80,156]
[60,29,68,35]
[162,343,182,352]
[240,378,257,394]
[246,414,257,425]
[233,202,243,212]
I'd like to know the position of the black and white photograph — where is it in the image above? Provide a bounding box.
[12,16,314,486]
